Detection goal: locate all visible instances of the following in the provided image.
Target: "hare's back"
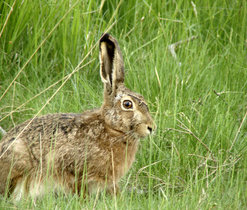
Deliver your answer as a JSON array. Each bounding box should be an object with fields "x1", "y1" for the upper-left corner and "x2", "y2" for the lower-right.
[
  {"x1": 4, "y1": 113, "x2": 79, "y2": 141},
  {"x1": 1, "y1": 110, "x2": 101, "y2": 152}
]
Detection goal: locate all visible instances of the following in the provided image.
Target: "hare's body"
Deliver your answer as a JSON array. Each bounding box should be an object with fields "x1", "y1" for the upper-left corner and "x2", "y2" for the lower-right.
[
  {"x1": 0, "y1": 34, "x2": 155, "y2": 201},
  {"x1": 0, "y1": 110, "x2": 138, "y2": 199}
]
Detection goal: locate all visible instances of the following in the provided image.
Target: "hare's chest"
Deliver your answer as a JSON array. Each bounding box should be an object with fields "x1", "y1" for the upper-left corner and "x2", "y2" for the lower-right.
[{"x1": 113, "y1": 141, "x2": 139, "y2": 180}]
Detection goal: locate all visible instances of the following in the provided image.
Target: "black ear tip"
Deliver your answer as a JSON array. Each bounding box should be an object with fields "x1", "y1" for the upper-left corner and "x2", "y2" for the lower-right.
[{"x1": 100, "y1": 33, "x2": 111, "y2": 43}]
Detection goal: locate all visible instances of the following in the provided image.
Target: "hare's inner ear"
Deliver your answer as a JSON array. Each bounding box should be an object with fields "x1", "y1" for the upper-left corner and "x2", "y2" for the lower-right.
[{"x1": 99, "y1": 33, "x2": 125, "y2": 95}]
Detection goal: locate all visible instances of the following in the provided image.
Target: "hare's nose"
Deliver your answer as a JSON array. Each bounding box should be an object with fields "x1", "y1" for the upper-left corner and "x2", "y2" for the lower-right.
[
  {"x1": 147, "y1": 126, "x2": 153, "y2": 133},
  {"x1": 147, "y1": 122, "x2": 156, "y2": 134}
]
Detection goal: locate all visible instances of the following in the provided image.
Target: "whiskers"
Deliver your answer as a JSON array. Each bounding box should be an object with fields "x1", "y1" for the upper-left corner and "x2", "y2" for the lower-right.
[{"x1": 112, "y1": 129, "x2": 138, "y2": 145}]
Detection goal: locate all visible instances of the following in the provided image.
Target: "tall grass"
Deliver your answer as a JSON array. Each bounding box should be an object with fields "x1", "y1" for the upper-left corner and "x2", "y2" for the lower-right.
[{"x1": 1, "y1": 0, "x2": 247, "y2": 209}]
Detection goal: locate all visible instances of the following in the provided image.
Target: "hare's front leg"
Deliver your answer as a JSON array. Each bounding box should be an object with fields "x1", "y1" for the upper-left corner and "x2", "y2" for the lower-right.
[{"x1": 106, "y1": 183, "x2": 120, "y2": 196}]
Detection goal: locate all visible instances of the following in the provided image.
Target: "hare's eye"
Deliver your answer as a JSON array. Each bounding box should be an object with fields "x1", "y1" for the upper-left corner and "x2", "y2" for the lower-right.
[{"x1": 123, "y1": 100, "x2": 133, "y2": 109}]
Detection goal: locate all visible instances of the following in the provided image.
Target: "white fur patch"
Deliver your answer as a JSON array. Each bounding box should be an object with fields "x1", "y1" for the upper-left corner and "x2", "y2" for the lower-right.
[
  {"x1": 115, "y1": 94, "x2": 123, "y2": 101},
  {"x1": 12, "y1": 178, "x2": 26, "y2": 202},
  {"x1": 12, "y1": 176, "x2": 69, "y2": 202}
]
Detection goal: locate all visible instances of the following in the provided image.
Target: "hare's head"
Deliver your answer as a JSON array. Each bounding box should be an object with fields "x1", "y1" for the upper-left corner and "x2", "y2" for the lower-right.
[{"x1": 99, "y1": 34, "x2": 155, "y2": 138}]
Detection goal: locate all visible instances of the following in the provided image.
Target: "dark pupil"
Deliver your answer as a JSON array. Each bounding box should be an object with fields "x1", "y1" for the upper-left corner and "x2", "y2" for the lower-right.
[{"x1": 123, "y1": 100, "x2": 132, "y2": 109}]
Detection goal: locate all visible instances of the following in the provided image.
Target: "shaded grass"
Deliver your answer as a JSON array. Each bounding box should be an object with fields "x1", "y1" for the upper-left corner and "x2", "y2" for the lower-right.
[{"x1": 1, "y1": 0, "x2": 247, "y2": 209}]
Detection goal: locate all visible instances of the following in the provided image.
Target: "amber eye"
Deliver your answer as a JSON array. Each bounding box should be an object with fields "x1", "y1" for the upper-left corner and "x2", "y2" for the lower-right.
[{"x1": 123, "y1": 100, "x2": 133, "y2": 109}]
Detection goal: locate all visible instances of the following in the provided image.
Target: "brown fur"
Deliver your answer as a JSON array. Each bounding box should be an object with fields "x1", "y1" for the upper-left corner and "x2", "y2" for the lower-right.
[{"x1": 0, "y1": 34, "x2": 155, "y2": 201}]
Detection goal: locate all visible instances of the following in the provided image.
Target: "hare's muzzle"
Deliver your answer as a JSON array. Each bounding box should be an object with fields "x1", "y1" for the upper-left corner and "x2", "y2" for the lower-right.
[{"x1": 147, "y1": 122, "x2": 156, "y2": 135}]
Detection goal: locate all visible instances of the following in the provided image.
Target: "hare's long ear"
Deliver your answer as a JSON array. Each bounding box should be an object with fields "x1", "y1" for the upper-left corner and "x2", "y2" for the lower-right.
[{"x1": 99, "y1": 33, "x2": 124, "y2": 98}]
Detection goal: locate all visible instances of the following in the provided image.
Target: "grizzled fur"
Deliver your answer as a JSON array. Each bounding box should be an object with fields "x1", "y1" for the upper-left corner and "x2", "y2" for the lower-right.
[{"x1": 0, "y1": 34, "x2": 155, "y2": 201}]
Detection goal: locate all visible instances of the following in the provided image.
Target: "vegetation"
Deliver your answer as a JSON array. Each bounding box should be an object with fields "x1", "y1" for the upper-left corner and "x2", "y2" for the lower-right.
[{"x1": 0, "y1": 0, "x2": 247, "y2": 209}]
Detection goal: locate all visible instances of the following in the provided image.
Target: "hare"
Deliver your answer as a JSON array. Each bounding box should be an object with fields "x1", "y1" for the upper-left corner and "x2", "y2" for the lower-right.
[{"x1": 0, "y1": 33, "x2": 155, "y2": 201}]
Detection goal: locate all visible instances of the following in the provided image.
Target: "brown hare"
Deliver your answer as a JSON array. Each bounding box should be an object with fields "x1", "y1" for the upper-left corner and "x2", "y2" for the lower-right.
[{"x1": 0, "y1": 33, "x2": 155, "y2": 201}]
